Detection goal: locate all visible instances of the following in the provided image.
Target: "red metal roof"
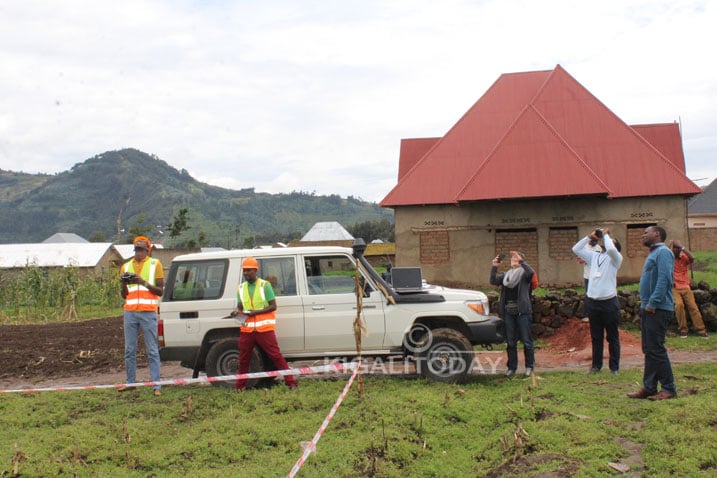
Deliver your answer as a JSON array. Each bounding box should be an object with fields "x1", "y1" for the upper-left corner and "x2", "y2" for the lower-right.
[
  {"x1": 630, "y1": 123, "x2": 686, "y2": 172},
  {"x1": 398, "y1": 137, "x2": 440, "y2": 180},
  {"x1": 381, "y1": 65, "x2": 702, "y2": 207}
]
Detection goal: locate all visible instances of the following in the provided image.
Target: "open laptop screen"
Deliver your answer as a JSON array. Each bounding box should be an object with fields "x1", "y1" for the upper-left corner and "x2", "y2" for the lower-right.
[{"x1": 391, "y1": 267, "x2": 423, "y2": 292}]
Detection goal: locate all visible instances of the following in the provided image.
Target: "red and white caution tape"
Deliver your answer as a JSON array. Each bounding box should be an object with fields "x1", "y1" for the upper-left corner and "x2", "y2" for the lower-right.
[
  {"x1": 286, "y1": 360, "x2": 361, "y2": 478},
  {"x1": 0, "y1": 362, "x2": 359, "y2": 394}
]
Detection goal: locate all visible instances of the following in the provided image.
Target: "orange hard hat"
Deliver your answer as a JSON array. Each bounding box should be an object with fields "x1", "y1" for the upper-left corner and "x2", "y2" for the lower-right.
[{"x1": 242, "y1": 257, "x2": 259, "y2": 270}]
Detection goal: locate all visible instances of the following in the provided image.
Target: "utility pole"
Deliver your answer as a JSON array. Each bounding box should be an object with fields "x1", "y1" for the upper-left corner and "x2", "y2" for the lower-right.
[{"x1": 116, "y1": 196, "x2": 130, "y2": 243}]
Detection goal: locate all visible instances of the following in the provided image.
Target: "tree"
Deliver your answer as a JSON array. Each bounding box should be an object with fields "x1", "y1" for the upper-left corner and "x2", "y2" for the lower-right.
[
  {"x1": 348, "y1": 218, "x2": 395, "y2": 242},
  {"x1": 127, "y1": 213, "x2": 153, "y2": 241},
  {"x1": 88, "y1": 231, "x2": 106, "y2": 242},
  {"x1": 168, "y1": 208, "x2": 191, "y2": 238}
]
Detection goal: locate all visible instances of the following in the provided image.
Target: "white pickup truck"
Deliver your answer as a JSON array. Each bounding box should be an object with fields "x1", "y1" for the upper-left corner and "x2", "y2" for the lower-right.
[{"x1": 158, "y1": 239, "x2": 504, "y2": 385}]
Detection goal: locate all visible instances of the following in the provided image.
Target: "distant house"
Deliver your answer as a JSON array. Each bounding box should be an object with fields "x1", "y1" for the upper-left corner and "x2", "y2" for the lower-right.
[
  {"x1": 381, "y1": 65, "x2": 702, "y2": 287},
  {"x1": 0, "y1": 234, "x2": 192, "y2": 277},
  {"x1": 0, "y1": 242, "x2": 122, "y2": 276},
  {"x1": 114, "y1": 243, "x2": 197, "y2": 269},
  {"x1": 300, "y1": 221, "x2": 354, "y2": 242},
  {"x1": 688, "y1": 179, "x2": 717, "y2": 251},
  {"x1": 289, "y1": 221, "x2": 395, "y2": 267}
]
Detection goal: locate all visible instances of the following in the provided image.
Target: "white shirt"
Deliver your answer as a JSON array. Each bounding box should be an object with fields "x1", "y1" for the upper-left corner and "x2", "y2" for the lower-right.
[
  {"x1": 582, "y1": 241, "x2": 602, "y2": 279},
  {"x1": 572, "y1": 233, "x2": 623, "y2": 300}
]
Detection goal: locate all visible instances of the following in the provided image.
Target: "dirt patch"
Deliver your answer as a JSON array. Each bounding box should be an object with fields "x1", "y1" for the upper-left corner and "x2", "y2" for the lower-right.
[
  {"x1": 0, "y1": 317, "x2": 129, "y2": 382},
  {"x1": 0, "y1": 316, "x2": 714, "y2": 390}
]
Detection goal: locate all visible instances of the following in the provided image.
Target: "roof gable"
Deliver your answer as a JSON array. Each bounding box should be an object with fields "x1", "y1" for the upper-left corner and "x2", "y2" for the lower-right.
[
  {"x1": 381, "y1": 65, "x2": 701, "y2": 207},
  {"x1": 43, "y1": 232, "x2": 89, "y2": 243},
  {"x1": 631, "y1": 123, "x2": 685, "y2": 171},
  {"x1": 300, "y1": 221, "x2": 354, "y2": 241}
]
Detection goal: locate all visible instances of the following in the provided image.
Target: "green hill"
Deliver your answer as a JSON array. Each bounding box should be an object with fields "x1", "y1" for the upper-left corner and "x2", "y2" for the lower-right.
[{"x1": 0, "y1": 149, "x2": 393, "y2": 246}]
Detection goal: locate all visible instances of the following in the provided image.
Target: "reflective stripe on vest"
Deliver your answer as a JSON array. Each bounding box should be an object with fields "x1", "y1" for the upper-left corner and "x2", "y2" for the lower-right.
[
  {"x1": 239, "y1": 278, "x2": 276, "y2": 333},
  {"x1": 123, "y1": 258, "x2": 160, "y2": 311}
]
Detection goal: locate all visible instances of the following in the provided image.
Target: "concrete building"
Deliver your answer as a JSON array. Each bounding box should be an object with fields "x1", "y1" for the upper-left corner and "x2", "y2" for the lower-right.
[
  {"x1": 688, "y1": 179, "x2": 717, "y2": 251},
  {"x1": 381, "y1": 65, "x2": 702, "y2": 288}
]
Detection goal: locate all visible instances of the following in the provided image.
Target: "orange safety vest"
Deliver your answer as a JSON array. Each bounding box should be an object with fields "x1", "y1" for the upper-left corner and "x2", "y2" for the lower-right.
[
  {"x1": 122, "y1": 258, "x2": 160, "y2": 312},
  {"x1": 239, "y1": 278, "x2": 276, "y2": 333}
]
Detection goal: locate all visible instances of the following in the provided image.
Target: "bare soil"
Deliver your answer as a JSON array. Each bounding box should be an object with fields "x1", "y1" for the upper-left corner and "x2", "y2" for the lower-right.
[{"x1": 1, "y1": 316, "x2": 714, "y2": 391}]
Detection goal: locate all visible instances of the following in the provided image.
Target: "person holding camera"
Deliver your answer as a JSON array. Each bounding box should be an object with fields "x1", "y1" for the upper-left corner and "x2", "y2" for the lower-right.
[
  {"x1": 572, "y1": 228, "x2": 623, "y2": 375},
  {"x1": 668, "y1": 240, "x2": 707, "y2": 338},
  {"x1": 490, "y1": 251, "x2": 536, "y2": 378},
  {"x1": 118, "y1": 236, "x2": 165, "y2": 396},
  {"x1": 577, "y1": 235, "x2": 602, "y2": 322}
]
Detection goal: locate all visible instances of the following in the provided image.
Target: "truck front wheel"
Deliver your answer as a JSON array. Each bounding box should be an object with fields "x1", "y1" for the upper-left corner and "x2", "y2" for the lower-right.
[
  {"x1": 205, "y1": 338, "x2": 274, "y2": 388},
  {"x1": 415, "y1": 328, "x2": 473, "y2": 383}
]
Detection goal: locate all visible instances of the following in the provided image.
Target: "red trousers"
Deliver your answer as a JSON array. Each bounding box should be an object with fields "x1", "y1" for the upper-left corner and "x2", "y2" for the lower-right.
[{"x1": 236, "y1": 331, "x2": 297, "y2": 390}]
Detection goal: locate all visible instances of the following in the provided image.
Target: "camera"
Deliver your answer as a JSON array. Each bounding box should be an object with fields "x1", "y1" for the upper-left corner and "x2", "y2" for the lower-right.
[
  {"x1": 594, "y1": 229, "x2": 603, "y2": 238},
  {"x1": 121, "y1": 272, "x2": 138, "y2": 283},
  {"x1": 497, "y1": 253, "x2": 506, "y2": 262}
]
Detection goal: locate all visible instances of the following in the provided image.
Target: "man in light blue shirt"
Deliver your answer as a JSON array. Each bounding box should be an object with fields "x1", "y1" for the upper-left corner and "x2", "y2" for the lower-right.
[
  {"x1": 628, "y1": 225, "x2": 676, "y2": 400},
  {"x1": 573, "y1": 228, "x2": 623, "y2": 375}
]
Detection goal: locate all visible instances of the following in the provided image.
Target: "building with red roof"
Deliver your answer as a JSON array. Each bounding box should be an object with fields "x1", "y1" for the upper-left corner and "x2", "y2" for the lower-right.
[{"x1": 381, "y1": 65, "x2": 701, "y2": 287}]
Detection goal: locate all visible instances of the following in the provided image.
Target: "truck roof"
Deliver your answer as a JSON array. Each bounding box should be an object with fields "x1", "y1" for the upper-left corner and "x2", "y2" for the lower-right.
[{"x1": 169, "y1": 245, "x2": 355, "y2": 263}]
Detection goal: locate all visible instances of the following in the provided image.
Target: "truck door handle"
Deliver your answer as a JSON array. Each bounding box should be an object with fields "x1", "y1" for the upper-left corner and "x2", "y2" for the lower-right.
[{"x1": 312, "y1": 305, "x2": 325, "y2": 310}]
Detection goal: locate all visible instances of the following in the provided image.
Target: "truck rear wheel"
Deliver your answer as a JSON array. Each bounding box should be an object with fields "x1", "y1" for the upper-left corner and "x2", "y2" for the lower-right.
[
  {"x1": 205, "y1": 338, "x2": 274, "y2": 388},
  {"x1": 415, "y1": 328, "x2": 473, "y2": 383}
]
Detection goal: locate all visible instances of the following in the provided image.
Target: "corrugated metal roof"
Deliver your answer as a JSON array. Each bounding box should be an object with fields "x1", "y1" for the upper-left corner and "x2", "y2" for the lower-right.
[
  {"x1": 300, "y1": 222, "x2": 354, "y2": 241},
  {"x1": 42, "y1": 233, "x2": 89, "y2": 243},
  {"x1": 381, "y1": 65, "x2": 702, "y2": 206},
  {"x1": 631, "y1": 123, "x2": 685, "y2": 171},
  {"x1": 0, "y1": 243, "x2": 114, "y2": 268},
  {"x1": 398, "y1": 138, "x2": 440, "y2": 180},
  {"x1": 114, "y1": 244, "x2": 135, "y2": 260},
  {"x1": 688, "y1": 178, "x2": 717, "y2": 214}
]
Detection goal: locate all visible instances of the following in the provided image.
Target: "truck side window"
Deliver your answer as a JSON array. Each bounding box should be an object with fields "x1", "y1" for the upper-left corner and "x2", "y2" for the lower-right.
[
  {"x1": 167, "y1": 260, "x2": 227, "y2": 301},
  {"x1": 256, "y1": 257, "x2": 297, "y2": 297},
  {"x1": 305, "y1": 255, "x2": 367, "y2": 295}
]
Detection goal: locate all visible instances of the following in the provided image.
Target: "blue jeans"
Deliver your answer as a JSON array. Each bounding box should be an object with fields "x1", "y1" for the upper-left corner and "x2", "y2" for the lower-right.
[
  {"x1": 586, "y1": 296, "x2": 621, "y2": 372},
  {"x1": 504, "y1": 312, "x2": 535, "y2": 371},
  {"x1": 123, "y1": 310, "x2": 161, "y2": 390},
  {"x1": 640, "y1": 308, "x2": 676, "y2": 395}
]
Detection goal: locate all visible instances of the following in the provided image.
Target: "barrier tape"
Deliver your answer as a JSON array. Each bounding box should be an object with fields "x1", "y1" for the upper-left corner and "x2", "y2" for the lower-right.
[
  {"x1": 0, "y1": 362, "x2": 359, "y2": 394},
  {"x1": 287, "y1": 360, "x2": 360, "y2": 478}
]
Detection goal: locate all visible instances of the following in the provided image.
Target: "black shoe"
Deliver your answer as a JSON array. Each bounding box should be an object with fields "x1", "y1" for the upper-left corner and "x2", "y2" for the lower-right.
[
  {"x1": 505, "y1": 369, "x2": 516, "y2": 378},
  {"x1": 586, "y1": 368, "x2": 601, "y2": 375}
]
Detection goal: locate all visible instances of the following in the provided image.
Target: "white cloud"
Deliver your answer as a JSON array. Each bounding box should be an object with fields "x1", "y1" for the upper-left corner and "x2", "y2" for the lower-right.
[{"x1": 0, "y1": 0, "x2": 715, "y2": 201}]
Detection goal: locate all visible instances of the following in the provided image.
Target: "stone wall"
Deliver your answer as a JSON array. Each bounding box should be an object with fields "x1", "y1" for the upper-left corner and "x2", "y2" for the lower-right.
[{"x1": 487, "y1": 281, "x2": 717, "y2": 337}]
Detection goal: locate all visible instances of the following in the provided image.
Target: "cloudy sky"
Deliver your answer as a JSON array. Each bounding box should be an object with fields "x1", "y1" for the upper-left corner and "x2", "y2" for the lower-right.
[{"x1": 1, "y1": 1, "x2": 715, "y2": 202}]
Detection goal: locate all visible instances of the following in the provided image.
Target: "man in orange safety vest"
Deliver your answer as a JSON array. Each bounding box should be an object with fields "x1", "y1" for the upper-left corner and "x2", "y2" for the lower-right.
[
  {"x1": 118, "y1": 236, "x2": 164, "y2": 396},
  {"x1": 230, "y1": 257, "x2": 297, "y2": 391}
]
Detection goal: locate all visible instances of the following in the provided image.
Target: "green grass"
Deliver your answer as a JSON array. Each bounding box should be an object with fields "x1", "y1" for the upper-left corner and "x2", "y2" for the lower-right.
[
  {"x1": 692, "y1": 250, "x2": 717, "y2": 286},
  {"x1": 0, "y1": 305, "x2": 124, "y2": 325},
  {"x1": 2, "y1": 364, "x2": 717, "y2": 476}
]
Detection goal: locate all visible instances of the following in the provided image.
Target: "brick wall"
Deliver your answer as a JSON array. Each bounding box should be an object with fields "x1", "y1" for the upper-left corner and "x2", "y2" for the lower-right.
[
  {"x1": 548, "y1": 227, "x2": 578, "y2": 260},
  {"x1": 419, "y1": 231, "x2": 450, "y2": 264},
  {"x1": 689, "y1": 228, "x2": 717, "y2": 251},
  {"x1": 495, "y1": 229, "x2": 538, "y2": 267},
  {"x1": 626, "y1": 224, "x2": 651, "y2": 258}
]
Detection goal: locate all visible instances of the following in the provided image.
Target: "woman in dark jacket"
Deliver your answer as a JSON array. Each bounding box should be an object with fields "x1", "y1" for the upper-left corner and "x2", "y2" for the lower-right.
[{"x1": 490, "y1": 251, "x2": 535, "y2": 378}]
